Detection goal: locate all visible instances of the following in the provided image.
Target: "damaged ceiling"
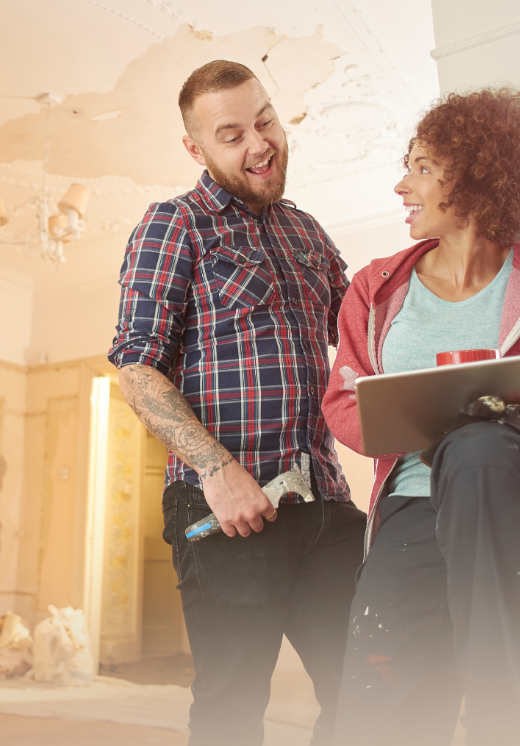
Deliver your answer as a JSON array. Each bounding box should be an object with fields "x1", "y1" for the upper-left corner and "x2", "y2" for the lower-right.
[{"x1": 0, "y1": 0, "x2": 438, "y2": 287}]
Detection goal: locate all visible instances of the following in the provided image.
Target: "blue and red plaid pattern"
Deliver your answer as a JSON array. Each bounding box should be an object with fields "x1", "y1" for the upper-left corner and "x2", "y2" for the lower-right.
[{"x1": 108, "y1": 171, "x2": 350, "y2": 501}]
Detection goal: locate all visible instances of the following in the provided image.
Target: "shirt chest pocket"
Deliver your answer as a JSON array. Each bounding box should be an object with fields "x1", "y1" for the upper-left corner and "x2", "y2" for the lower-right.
[
  {"x1": 210, "y1": 246, "x2": 276, "y2": 309},
  {"x1": 293, "y1": 249, "x2": 331, "y2": 308}
]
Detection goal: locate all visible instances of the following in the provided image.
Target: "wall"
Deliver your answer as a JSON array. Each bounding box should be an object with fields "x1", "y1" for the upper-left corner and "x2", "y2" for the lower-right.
[
  {"x1": 0, "y1": 360, "x2": 27, "y2": 615},
  {"x1": 332, "y1": 218, "x2": 412, "y2": 279},
  {"x1": 0, "y1": 355, "x2": 111, "y2": 629},
  {"x1": 0, "y1": 270, "x2": 32, "y2": 366},
  {"x1": 30, "y1": 276, "x2": 121, "y2": 366},
  {"x1": 431, "y1": 0, "x2": 520, "y2": 92}
]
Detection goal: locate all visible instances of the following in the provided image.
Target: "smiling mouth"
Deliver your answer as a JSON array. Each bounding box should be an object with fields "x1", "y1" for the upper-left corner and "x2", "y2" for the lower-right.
[
  {"x1": 405, "y1": 204, "x2": 424, "y2": 215},
  {"x1": 246, "y1": 155, "x2": 273, "y2": 175}
]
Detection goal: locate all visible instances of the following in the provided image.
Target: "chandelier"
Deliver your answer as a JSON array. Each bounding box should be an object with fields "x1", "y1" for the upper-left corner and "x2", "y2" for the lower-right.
[{"x1": 0, "y1": 93, "x2": 90, "y2": 264}]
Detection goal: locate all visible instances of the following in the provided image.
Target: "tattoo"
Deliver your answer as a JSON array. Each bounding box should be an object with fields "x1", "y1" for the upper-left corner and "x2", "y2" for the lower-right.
[
  {"x1": 200, "y1": 456, "x2": 234, "y2": 481},
  {"x1": 119, "y1": 364, "x2": 233, "y2": 477}
]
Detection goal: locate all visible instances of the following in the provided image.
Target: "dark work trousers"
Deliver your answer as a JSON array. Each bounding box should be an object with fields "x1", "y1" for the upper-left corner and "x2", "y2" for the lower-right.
[
  {"x1": 333, "y1": 422, "x2": 520, "y2": 746},
  {"x1": 162, "y1": 471, "x2": 366, "y2": 746}
]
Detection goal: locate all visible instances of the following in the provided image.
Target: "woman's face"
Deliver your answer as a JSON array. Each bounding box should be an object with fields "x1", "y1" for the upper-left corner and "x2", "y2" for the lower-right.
[{"x1": 394, "y1": 142, "x2": 459, "y2": 240}]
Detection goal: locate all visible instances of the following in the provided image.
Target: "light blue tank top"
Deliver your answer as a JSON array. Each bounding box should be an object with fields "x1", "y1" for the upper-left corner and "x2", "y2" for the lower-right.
[{"x1": 382, "y1": 250, "x2": 513, "y2": 498}]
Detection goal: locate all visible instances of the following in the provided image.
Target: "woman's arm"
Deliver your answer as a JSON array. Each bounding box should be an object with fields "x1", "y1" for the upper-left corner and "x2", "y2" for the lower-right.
[{"x1": 322, "y1": 270, "x2": 374, "y2": 454}]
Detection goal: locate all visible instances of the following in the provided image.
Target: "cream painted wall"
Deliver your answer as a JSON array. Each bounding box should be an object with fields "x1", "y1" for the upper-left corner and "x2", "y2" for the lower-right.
[
  {"x1": 431, "y1": 0, "x2": 520, "y2": 92},
  {"x1": 0, "y1": 356, "x2": 110, "y2": 629},
  {"x1": 0, "y1": 361, "x2": 27, "y2": 616},
  {"x1": 30, "y1": 276, "x2": 121, "y2": 365},
  {"x1": 332, "y1": 218, "x2": 412, "y2": 279},
  {"x1": 0, "y1": 271, "x2": 33, "y2": 366},
  {"x1": 431, "y1": 0, "x2": 520, "y2": 47}
]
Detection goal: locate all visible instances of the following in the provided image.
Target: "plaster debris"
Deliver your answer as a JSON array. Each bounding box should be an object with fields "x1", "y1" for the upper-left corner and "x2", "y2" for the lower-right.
[
  {"x1": 0, "y1": 613, "x2": 33, "y2": 679},
  {"x1": 339, "y1": 365, "x2": 358, "y2": 391},
  {"x1": 31, "y1": 606, "x2": 94, "y2": 687}
]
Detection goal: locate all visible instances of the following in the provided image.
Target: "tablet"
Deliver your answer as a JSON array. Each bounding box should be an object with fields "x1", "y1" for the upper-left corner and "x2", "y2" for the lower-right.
[{"x1": 355, "y1": 355, "x2": 520, "y2": 457}]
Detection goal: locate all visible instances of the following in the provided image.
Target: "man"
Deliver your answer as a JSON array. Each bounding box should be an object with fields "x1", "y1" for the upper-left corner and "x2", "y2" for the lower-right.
[{"x1": 108, "y1": 60, "x2": 366, "y2": 746}]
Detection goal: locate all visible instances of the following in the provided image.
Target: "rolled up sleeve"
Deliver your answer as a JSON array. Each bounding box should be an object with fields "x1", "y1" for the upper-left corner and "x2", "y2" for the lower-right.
[{"x1": 108, "y1": 200, "x2": 194, "y2": 375}]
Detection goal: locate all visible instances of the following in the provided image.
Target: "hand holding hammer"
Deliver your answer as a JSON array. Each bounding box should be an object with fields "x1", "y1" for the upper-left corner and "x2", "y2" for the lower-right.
[{"x1": 186, "y1": 464, "x2": 314, "y2": 541}]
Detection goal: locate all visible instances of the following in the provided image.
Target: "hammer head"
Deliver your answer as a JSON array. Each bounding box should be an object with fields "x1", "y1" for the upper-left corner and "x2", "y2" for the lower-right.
[{"x1": 262, "y1": 464, "x2": 315, "y2": 508}]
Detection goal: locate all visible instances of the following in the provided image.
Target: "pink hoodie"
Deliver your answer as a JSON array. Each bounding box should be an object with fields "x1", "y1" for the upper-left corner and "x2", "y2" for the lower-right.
[{"x1": 322, "y1": 240, "x2": 520, "y2": 554}]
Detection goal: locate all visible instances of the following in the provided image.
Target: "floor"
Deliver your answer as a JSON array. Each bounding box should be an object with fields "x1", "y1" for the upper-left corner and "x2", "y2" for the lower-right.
[
  {"x1": 0, "y1": 654, "x2": 467, "y2": 745},
  {"x1": 99, "y1": 653, "x2": 194, "y2": 688},
  {"x1": 0, "y1": 712, "x2": 188, "y2": 746},
  {"x1": 0, "y1": 709, "x2": 467, "y2": 746}
]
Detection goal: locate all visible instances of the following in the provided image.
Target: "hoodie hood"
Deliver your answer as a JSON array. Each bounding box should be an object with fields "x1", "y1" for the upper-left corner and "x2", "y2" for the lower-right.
[{"x1": 365, "y1": 239, "x2": 439, "y2": 306}]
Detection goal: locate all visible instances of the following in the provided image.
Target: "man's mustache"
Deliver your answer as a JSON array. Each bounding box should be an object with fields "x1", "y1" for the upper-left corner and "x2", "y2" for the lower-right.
[{"x1": 244, "y1": 149, "x2": 277, "y2": 171}]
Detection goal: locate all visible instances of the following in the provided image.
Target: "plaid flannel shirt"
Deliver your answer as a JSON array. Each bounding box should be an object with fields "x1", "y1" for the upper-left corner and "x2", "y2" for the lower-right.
[{"x1": 108, "y1": 171, "x2": 350, "y2": 501}]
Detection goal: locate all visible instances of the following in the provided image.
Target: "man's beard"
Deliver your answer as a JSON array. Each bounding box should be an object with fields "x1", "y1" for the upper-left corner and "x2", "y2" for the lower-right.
[{"x1": 202, "y1": 139, "x2": 289, "y2": 207}]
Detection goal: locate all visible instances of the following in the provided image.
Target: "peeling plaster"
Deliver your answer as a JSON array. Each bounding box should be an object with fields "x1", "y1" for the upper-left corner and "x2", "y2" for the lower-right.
[{"x1": 0, "y1": 24, "x2": 343, "y2": 188}]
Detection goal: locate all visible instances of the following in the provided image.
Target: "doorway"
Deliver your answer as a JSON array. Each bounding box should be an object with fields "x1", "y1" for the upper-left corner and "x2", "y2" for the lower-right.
[
  {"x1": 93, "y1": 381, "x2": 191, "y2": 683},
  {"x1": 141, "y1": 431, "x2": 188, "y2": 656}
]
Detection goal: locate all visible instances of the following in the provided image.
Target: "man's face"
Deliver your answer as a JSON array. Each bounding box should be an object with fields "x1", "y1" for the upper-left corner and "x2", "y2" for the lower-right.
[{"x1": 183, "y1": 78, "x2": 288, "y2": 212}]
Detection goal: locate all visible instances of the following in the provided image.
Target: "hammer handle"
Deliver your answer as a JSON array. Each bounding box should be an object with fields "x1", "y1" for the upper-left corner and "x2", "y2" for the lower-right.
[{"x1": 185, "y1": 512, "x2": 222, "y2": 542}]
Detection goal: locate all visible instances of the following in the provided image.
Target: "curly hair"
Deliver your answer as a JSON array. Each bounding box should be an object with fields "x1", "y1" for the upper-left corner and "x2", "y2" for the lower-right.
[{"x1": 404, "y1": 88, "x2": 520, "y2": 248}]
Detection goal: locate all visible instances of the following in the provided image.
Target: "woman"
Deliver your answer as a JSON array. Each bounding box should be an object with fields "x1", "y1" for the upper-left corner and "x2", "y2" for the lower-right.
[{"x1": 322, "y1": 88, "x2": 520, "y2": 746}]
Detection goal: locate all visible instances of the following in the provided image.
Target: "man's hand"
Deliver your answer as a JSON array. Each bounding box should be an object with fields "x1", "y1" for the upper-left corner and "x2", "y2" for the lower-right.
[
  {"x1": 202, "y1": 458, "x2": 277, "y2": 538},
  {"x1": 118, "y1": 364, "x2": 277, "y2": 537}
]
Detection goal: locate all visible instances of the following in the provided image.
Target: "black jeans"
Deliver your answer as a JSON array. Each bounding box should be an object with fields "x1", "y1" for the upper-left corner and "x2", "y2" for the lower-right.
[
  {"x1": 333, "y1": 422, "x2": 520, "y2": 746},
  {"x1": 162, "y1": 473, "x2": 366, "y2": 746}
]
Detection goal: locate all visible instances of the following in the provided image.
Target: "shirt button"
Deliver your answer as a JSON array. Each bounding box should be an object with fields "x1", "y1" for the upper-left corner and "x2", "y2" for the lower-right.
[{"x1": 310, "y1": 386, "x2": 315, "y2": 395}]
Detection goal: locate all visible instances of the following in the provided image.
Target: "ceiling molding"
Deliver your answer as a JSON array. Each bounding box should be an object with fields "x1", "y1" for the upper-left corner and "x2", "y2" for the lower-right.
[
  {"x1": 330, "y1": 0, "x2": 419, "y2": 112},
  {"x1": 431, "y1": 21, "x2": 520, "y2": 61},
  {"x1": 84, "y1": 0, "x2": 165, "y2": 40},
  {"x1": 144, "y1": 0, "x2": 196, "y2": 28}
]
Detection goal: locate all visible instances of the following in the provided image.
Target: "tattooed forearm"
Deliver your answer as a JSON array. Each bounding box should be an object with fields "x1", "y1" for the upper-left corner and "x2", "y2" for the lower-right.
[{"x1": 118, "y1": 364, "x2": 233, "y2": 479}]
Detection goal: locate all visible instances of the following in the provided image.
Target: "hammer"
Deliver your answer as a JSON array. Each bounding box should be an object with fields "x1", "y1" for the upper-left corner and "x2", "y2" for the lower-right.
[{"x1": 185, "y1": 464, "x2": 315, "y2": 542}]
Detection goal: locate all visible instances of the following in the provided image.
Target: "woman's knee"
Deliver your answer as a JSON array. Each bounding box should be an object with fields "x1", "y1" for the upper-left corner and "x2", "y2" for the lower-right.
[{"x1": 433, "y1": 422, "x2": 520, "y2": 473}]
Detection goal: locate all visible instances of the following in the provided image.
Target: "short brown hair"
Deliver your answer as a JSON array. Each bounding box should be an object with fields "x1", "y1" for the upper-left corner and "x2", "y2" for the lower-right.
[
  {"x1": 179, "y1": 60, "x2": 258, "y2": 136},
  {"x1": 404, "y1": 87, "x2": 520, "y2": 248}
]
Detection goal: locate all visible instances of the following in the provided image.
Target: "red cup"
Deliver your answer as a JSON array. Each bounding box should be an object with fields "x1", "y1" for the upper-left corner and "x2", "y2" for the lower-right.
[{"x1": 436, "y1": 349, "x2": 500, "y2": 366}]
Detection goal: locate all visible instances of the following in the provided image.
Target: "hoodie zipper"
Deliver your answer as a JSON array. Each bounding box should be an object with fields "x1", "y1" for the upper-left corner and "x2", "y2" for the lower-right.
[
  {"x1": 367, "y1": 305, "x2": 378, "y2": 374},
  {"x1": 364, "y1": 303, "x2": 384, "y2": 557},
  {"x1": 364, "y1": 458, "x2": 398, "y2": 558}
]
